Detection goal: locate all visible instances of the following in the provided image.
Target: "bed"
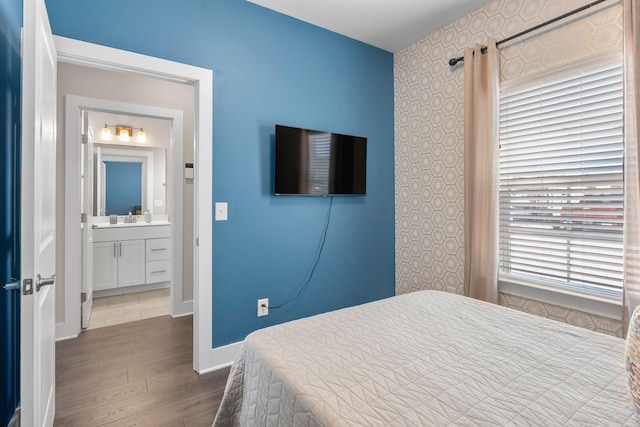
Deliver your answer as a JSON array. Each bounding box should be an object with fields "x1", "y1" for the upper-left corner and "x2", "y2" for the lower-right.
[{"x1": 213, "y1": 291, "x2": 639, "y2": 426}]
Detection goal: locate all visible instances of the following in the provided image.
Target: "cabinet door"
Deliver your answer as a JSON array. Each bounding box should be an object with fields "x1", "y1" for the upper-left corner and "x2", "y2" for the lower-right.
[
  {"x1": 93, "y1": 241, "x2": 118, "y2": 291},
  {"x1": 117, "y1": 239, "x2": 146, "y2": 288}
]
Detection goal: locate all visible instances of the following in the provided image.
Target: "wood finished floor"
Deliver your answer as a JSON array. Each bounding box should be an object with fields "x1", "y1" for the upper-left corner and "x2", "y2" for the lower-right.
[{"x1": 54, "y1": 315, "x2": 230, "y2": 427}]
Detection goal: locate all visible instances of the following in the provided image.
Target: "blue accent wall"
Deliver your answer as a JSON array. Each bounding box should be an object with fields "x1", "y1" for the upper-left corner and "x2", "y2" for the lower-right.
[
  {"x1": 104, "y1": 161, "x2": 142, "y2": 215},
  {"x1": 0, "y1": 0, "x2": 21, "y2": 423},
  {"x1": 46, "y1": 0, "x2": 395, "y2": 347}
]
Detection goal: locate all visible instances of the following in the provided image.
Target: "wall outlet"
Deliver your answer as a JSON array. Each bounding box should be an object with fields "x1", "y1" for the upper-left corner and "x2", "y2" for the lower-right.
[{"x1": 257, "y1": 298, "x2": 269, "y2": 317}]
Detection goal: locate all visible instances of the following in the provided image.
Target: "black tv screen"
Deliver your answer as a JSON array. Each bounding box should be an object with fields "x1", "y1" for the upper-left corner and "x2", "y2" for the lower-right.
[{"x1": 274, "y1": 125, "x2": 367, "y2": 196}]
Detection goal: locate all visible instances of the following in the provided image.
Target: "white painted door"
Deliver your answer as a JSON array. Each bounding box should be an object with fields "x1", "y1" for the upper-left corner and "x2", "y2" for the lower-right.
[
  {"x1": 20, "y1": 0, "x2": 57, "y2": 425},
  {"x1": 81, "y1": 110, "x2": 94, "y2": 328}
]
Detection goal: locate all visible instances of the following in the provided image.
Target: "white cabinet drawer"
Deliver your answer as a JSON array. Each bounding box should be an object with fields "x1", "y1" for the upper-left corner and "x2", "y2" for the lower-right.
[
  {"x1": 146, "y1": 259, "x2": 171, "y2": 283},
  {"x1": 146, "y1": 238, "x2": 171, "y2": 261}
]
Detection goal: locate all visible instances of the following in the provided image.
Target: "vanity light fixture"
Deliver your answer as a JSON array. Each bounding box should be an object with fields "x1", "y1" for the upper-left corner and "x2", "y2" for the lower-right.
[{"x1": 101, "y1": 124, "x2": 147, "y2": 143}]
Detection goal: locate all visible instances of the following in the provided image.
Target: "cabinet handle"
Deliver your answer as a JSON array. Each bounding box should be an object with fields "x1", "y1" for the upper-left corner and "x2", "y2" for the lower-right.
[
  {"x1": 113, "y1": 242, "x2": 116, "y2": 257},
  {"x1": 151, "y1": 248, "x2": 167, "y2": 251},
  {"x1": 119, "y1": 242, "x2": 122, "y2": 257},
  {"x1": 151, "y1": 270, "x2": 167, "y2": 274}
]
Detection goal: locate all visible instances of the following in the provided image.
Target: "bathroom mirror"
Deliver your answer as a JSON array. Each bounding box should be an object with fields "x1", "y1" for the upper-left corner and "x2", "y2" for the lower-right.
[
  {"x1": 94, "y1": 146, "x2": 166, "y2": 216},
  {"x1": 104, "y1": 160, "x2": 143, "y2": 215}
]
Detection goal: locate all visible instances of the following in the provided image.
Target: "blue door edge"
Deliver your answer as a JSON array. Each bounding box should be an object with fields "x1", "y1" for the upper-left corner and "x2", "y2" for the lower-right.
[{"x1": 1, "y1": 0, "x2": 23, "y2": 424}]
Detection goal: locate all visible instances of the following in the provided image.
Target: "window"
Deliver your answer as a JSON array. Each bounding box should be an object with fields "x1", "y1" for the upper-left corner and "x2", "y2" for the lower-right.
[{"x1": 499, "y1": 54, "x2": 624, "y2": 298}]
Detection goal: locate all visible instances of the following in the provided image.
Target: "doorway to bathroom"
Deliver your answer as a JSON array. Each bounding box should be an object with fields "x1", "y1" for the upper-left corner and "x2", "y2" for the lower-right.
[
  {"x1": 62, "y1": 89, "x2": 189, "y2": 334},
  {"x1": 54, "y1": 35, "x2": 214, "y2": 373},
  {"x1": 57, "y1": 64, "x2": 195, "y2": 328},
  {"x1": 78, "y1": 105, "x2": 180, "y2": 330}
]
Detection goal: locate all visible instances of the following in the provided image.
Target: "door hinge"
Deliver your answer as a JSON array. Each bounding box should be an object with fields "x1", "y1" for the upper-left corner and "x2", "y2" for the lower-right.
[
  {"x1": 81, "y1": 292, "x2": 87, "y2": 303},
  {"x1": 23, "y1": 278, "x2": 33, "y2": 295},
  {"x1": 81, "y1": 212, "x2": 87, "y2": 223},
  {"x1": 196, "y1": 237, "x2": 199, "y2": 247},
  {"x1": 81, "y1": 134, "x2": 88, "y2": 144}
]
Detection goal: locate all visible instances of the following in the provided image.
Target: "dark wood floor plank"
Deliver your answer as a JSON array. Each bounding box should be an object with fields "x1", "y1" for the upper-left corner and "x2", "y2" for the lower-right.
[
  {"x1": 56, "y1": 368, "x2": 130, "y2": 399},
  {"x1": 184, "y1": 407, "x2": 222, "y2": 427},
  {"x1": 98, "y1": 384, "x2": 225, "y2": 427},
  {"x1": 56, "y1": 378, "x2": 148, "y2": 414},
  {"x1": 56, "y1": 376, "x2": 221, "y2": 426},
  {"x1": 146, "y1": 363, "x2": 229, "y2": 393},
  {"x1": 54, "y1": 315, "x2": 230, "y2": 427}
]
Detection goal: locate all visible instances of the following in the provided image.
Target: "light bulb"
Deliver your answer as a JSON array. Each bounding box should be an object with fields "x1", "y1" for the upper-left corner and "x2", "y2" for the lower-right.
[
  {"x1": 136, "y1": 128, "x2": 146, "y2": 143},
  {"x1": 101, "y1": 124, "x2": 112, "y2": 141},
  {"x1": 119, "y1": 128, "x2": 130, "y2": 142}
]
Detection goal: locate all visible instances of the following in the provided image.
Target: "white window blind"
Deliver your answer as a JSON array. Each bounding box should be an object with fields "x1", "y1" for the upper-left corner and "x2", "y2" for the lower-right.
[{"x1": 499, "y1": 56, "x2": 624, "y2": 297}]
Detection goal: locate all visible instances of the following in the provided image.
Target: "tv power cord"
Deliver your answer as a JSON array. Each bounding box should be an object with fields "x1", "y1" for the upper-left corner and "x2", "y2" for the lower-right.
[{"x1": 268, "y1": 196, "x2": 334, "y2": 311}]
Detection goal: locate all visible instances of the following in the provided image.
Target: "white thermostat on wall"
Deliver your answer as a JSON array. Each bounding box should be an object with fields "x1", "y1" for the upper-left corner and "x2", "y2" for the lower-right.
[{"x1": 185, "y1": 162, "x2": 194, "y2": 179}]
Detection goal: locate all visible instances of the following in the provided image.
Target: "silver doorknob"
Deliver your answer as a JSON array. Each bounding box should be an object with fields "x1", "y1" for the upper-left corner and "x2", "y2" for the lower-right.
[{"x1": 36, "y1": 274, "x2": 55, "y2": 292}]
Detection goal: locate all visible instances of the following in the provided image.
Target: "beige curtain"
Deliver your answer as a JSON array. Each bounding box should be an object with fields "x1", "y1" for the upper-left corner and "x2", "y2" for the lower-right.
[
  {"x1": 623, "y1": 0, "x2": 640, "y2": 334},
  {"x1": 463, "y1": 39, "x2": 499, "y2": 304}
]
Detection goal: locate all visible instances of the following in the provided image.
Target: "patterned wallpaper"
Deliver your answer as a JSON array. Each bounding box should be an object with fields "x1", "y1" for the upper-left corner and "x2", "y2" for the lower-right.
[{"x1": 395, "y1": 0, "x2": 623, "y2": 336}]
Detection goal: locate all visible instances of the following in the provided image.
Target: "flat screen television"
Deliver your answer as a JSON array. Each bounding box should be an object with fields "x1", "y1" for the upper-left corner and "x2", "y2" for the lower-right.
[{"x1": 274, "y1": 125, "x2": 367, "y2": 196}]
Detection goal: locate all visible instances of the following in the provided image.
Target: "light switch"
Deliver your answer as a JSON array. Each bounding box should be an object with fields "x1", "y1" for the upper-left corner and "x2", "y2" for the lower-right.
[{"x1": 215, "y1": 202, "x2": 228, "y2": 221}]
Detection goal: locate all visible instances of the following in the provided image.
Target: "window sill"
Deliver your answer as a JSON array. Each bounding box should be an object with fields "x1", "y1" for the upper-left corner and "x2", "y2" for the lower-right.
[{"x1": 498, "y1": 276, "x2": 622, "y2": 321}]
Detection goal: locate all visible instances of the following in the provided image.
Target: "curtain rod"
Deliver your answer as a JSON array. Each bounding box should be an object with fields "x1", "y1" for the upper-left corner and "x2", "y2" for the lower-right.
[{"x1": 448, "y1": 0, "x2": 611, "y2": 67}]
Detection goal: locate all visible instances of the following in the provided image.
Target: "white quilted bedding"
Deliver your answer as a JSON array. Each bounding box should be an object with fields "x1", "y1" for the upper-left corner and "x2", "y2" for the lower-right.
[{"x1": 213, "y1": 291, "x2": 639, "y2": 426}]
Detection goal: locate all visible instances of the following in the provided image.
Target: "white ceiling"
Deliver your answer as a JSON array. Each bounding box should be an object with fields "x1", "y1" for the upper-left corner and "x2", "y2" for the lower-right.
[{"x1": 247, "y1": 0, "x2": 493, "y2": 52}]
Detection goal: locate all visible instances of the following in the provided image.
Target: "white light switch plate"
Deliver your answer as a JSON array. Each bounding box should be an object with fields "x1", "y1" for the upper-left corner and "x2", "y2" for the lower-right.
[{"x1": 215, "y1": 202, "x2": 228, "y2": 221}]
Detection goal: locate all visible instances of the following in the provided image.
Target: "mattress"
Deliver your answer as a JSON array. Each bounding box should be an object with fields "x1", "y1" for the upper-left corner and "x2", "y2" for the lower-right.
[{"x1": 213, "y1": 291, "x2": 639, "y2": 426}]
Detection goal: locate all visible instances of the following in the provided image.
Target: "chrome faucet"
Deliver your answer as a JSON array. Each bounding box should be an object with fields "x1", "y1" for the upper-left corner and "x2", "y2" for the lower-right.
[{"x1": 124, "y1": 211, "x2": 137, "y2": 223}]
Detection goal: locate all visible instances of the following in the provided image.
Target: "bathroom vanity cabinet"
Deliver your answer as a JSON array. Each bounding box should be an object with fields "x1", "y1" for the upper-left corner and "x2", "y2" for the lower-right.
[{"x1": 92, "y1": 224, "x2": 171, "y2": 292}]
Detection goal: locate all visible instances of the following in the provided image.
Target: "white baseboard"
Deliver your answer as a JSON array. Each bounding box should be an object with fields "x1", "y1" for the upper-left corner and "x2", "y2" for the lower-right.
[
  {"x1": 172, "y1": 310, "x2": 194, "y2": 318},
  {"x1": 55, "y1": 330, "x2": 79, "y2": 342},
  {"x1": 171, "y1": 300, "x2": 193, "y2": 318},
  {"x1": 171, "y1": 295, "x2": 193, "y2": 317},
  {"x1": 198, "y1": 341, "x2": 243, "y2": 374}
]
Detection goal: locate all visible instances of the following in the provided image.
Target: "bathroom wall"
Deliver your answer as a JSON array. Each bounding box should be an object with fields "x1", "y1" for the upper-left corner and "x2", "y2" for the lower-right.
[{"x1": 395, "y1": 0, "x2": 623, "y2": 336}]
